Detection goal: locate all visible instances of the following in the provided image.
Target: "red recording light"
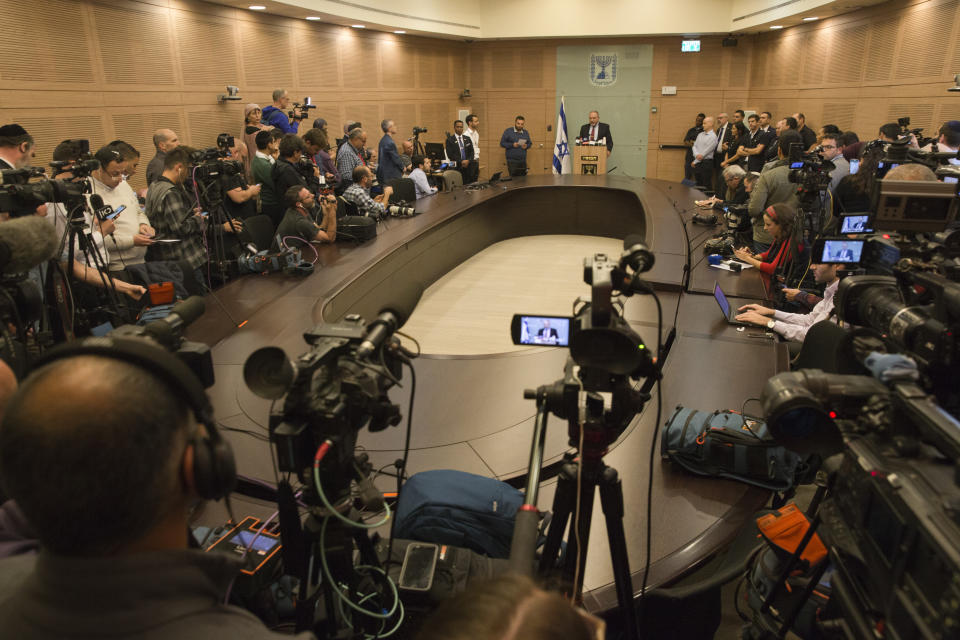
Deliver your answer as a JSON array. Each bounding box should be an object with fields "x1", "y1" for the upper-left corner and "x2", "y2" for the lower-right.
[{"x1": 828, "y1": 411, "x2": 838, "y2": 419}]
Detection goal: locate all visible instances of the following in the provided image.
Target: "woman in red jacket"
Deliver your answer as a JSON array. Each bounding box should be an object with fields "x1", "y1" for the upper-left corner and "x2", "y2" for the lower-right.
[{"x1": 733, "y1": 202, "x2": 804, "y2": 276}]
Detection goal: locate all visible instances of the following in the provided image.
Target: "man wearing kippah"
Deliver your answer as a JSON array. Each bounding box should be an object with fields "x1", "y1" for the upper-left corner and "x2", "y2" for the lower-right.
[{"x1": 0, "y1": 124, "x2": 35, "y2": 170}]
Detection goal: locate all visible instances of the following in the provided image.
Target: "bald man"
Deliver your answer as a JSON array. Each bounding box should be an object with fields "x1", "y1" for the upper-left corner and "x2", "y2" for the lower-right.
[{"x1": 146, "y1": 128, "x2": 180, "y2": 186}]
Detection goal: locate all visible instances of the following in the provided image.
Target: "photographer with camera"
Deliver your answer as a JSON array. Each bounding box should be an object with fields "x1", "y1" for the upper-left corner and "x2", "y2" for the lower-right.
[
  {"x1": 343, "y1": 166, "x2": 391, "y2": 218},
  {"x1": 260, "y1": 89, "x2": 303, "y2": 135},
  {"x1": 272, "y1": 134, "x2": 314, "y2": 204},
  {"x1": 302, "y1": 128, "x2": 337, "y2": 187},
  {"x1": 735, "y1": 261, "x2": 841, "y2": 341},
  {"x1": 0, "y1": 339, "x2": 314, "y2": 639},
  {"x1": 275, "y1": 186, "x2": 337, "y2": 248},
  {"x1": 745, "y1": 129, "x2": 802, "y2": 253},
  {"x1": 222, "y1": 141, "x2": 261, "y2": 221}
]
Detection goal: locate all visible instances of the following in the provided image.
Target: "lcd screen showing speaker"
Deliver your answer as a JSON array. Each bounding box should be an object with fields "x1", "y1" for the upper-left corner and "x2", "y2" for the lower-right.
[
  {"x1": 818, "y1": 239, "x2": 864, "y2": 264},
  {"x1": 840, "y1": 215, "x2": 872, "y2": 233},
  {"x1": 681, "y1": 40, "x2": 701, "y2": 52},
  {"x1": 512, "y1": 315, "x2": 572, "y2": 346}
]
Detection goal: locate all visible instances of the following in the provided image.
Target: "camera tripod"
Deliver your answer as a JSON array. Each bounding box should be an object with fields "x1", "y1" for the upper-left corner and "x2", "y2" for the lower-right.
[{"x1": 511, "y1": 360, "x2": 650, "y2": 640}]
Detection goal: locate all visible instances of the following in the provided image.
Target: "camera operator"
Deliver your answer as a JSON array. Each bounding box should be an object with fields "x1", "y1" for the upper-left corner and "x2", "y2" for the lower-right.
[
  {"x1": 817, "y1": 132, "x2": 849, "y2": 192},
  {"x1": 273, "y1": 134, "x2": 316, "y2": 201},
  {"x1": 375, "y1": 120, "x2": 405, "y2": 185},
  {"x1": 336, "y1": 128, "x2": 366, "y2": 192},
  {"x1": 274, "y1": 186, "x2": 337, "y2": 248},
  {"x1": 0, "y1": 347, "x2": 314, "y2": 639},
  {"x1": 108, "y1": 140, "x2": 143, "y2": 193},
  {"x1": 146, "y1": 129, "x2": 179, "y2": 187},
  {"x1": 89, "y1": 145, "x2": 156, "y2": 272},
  {"x1": 343, "y1": 166, "x2": 391, "y2": 218},
  {"x1": 0, "y1": 124, "x2": 35, "y2": 172},
  {"x1": 745, "y1": 129, "x2": 802, "y2": 253},
  {"x1": 302, "y1": 128, "x2": 337, "y2": 187},
  {"x1": 223, "y1": 141, "x2": 261, "y2": 221},
  {"x1": 145, "y1": 148, "x2": 243, "y2": 281},
  {"x1": 260, "y1": 89, "x2": 303, "y2": 135},
  {"x1": 919, "y1": 120, "x2": 960, "y2": 164},
  {"x1": 735, "y1": 261, "x2": 840, "y2": 342},
  {"x1": 409, "y1": 155, "x2": 437, "y2": 199}
]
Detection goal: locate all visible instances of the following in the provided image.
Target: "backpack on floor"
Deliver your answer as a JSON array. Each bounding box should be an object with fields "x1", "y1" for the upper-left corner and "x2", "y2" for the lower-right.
[
  {"x1": 661, "y1": 406, "x2": 818, "y2": 492},
  {"x1": 394, "y1": 470, "x2": 524, "y2": 559}
]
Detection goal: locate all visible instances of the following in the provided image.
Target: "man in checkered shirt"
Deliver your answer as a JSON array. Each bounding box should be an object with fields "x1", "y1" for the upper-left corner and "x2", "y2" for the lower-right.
[{"x1": 343, "y1": 166, "x2": 393, "y2": 219}]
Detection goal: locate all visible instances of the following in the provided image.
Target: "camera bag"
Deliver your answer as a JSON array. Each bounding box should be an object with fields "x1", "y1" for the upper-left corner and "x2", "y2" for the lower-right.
[
  {"x1": 336, "y1": 215, "x2": 376, "y2": 242},
  {"x1": 393, "y1": 470, "x2": 524, "y2": 559},
  {"x1": 661, "y1": 406, "x2": 818, "y2": 492}
]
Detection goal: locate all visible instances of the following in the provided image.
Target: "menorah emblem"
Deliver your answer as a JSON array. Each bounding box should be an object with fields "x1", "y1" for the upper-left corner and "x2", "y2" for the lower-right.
[{"x1": 589, "y1": 53, "x2": 618, "y2": 87}]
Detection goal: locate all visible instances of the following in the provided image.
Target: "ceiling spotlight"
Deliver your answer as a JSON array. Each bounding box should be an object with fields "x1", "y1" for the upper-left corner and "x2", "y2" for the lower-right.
[
  {"x1": 351, "y1": 24, "x2": 365, "y2": 28},
  {"x1": 770, "y1": 25, "x2": 784, "y2": 29},
  {"x1": 393, "y1": 30, "x2": 406, "y2": 34},
  {"x1": 802, "y1": 16, "x2": 819, "y2": 21},
  {"x1": 306, "y1": 16, "x2": 321, "y2": 21},
  {"x1": 249, "y1": 5, "x2": 266, "y2": 9}
]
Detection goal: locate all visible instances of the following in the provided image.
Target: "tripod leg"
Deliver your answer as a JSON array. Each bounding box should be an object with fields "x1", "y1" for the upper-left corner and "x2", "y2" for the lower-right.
[
  {"x1": 561, "y1": 464, "x2": 598, "y2": 596},
  {"x1": 598, "y1": 465, "x2": 640, "y2": 640},
  {"x1": 538, "y1": 460, "x2": 577, "y2": 576}
]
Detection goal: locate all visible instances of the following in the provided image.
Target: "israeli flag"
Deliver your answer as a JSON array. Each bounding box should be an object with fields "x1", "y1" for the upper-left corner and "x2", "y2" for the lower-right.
[{"x1": 552, "y1": 96, "x2": 571, "y2": 175}]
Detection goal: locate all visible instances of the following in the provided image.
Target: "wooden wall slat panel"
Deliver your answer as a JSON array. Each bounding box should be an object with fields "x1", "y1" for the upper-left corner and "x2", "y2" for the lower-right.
[
  {"x1": 380, "y1": 42, "x2": 414, "y2": 90},
  {"x1": 887, "y1": 103, "x2": 935, "y2": 135},
  {"x1": 490, "y1": 51, "x2": 516, "y2": 89},
  {"x1": 187, "y1": 108, "x2": 243, "y2": 152},
  {"x1": 383, "y1": 104, "x2": 418, "y2": 140},
  {"x1": 297, "y1": 34, "x2": 340, "y2": 89},
  {"x1": 863, "y1": 16, "x2": 900, "y2": 82},
  {"x1": 827, "y1": 24, "x2": 868, "y2": 84},
  {"x1": 175, "y1": 11, "x2": 239, "y2": 86},
  {"x1": 92, "y1": 3, "x2": 177, "y2": 86},
  {"x1": 894, "y1": 1, "x2": 955, "y2": 80},
  {"x1": 0, "y1": 0, "x2": 95, "y2": 84},
  {"x1": 240, "y1": 21, "x2": 293, "y2": 88},
  {"x1": 821, "y1": 103, "x2": 857, "y2": 131},
  {"x1": 12, "y1": 115, "x2": 107, "y2": 171},
  {"x1": 113, "y1": 112, "x2": 185, "y2": 191}
]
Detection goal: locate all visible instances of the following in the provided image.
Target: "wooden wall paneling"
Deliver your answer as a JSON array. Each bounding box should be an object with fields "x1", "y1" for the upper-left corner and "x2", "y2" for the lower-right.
[
  {"x1": 113, "y1": 111, "x2": 186, "y2": 191},
  {"x1": 296, "y1": 29, "x2": 341, "y2": 90},
  {"x1": 774, "y1": 34, "x2": 803, "y2": 87},
  {"x1": 953, "y1": 2, "x2": 960, "y2": 73},
  {"x1": 490, "y1": 50, "x2": 517, "y2": 88},
  {"x1": 91, "y1": 2, "x2": 178, "y2": 87},
  {"x1": 800, "y1": 30, "x2": 828, "y2": 86},
  {"x1": 451, "y1": 51, "x2": 468, "y2": 92},
  {"x1": 419, "y1": 102, "x2": 454, "y2": 142},
  {"x1": 827, "y1": 23, "x2": 868, "y2": 84},
  {"x1": 339, "y1": 34, "x2": 370, "y2": 89},
  {"x1": 379, "y1": 40, "x2": 413, "y2": 90},
  {"x1": 11, "y1": 114, "x2": 108, "y2": 172},
  {"x1": 862, "y1": 15, "x2": 901, "y2": 82},
  {"x1": 417, "y1": 48, "x2": 451, "y2": 89},
  {"x1": 893, "y1": 0, "x2": 956, "y2": 80},
  {"x1": 821, "y1": 103, "x2": 857, "y2": 130},
  {"x1": 520, "y1": 49, "x2": 545, "y2": 89},
  {"x1": 886, "y1": 102, "x2": 936, "y2": 134},
  {"x1": 724, "y1": 43, "x2": 751, "y2": 89},
  {"x1": 174, "y1": 9, "x2": 240, "y2": 87},
  {"x1": 344, "y1": 105, "x2": 383, "y2": 139},
  {"x1": 0, "y1": 0, "x2": 96, "y2": 85},
  {"x1": 240, "y1": 20, "x2": 293, "y2": 88},
  {"x1": 186, "y1": 107, "x2": 243, "y2": 150},
  {"x1": 665, "y1": 40, "x2": 696, "y2": 88},
  {"x1": 382, "y1": 104, "x2": 417, "y2": 140}
]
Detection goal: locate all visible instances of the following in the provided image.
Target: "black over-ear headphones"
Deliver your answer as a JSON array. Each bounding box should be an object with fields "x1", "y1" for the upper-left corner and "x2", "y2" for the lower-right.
[{"x1": 32, "y1": 335, "x2": 237, "y2": 500}]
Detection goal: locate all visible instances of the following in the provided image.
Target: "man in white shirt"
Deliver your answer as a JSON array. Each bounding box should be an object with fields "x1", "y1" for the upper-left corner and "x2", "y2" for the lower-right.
[
  {"x1": 691, "y1": 116, "x2": 717, "y2": 191},
  {"x1": 90, "y1": 145, "x2": 155, "y2": 272},
  {"x1": 735, "y1": 263, "x2": 841, "y2": 342},
  {"x1": 408, "y1": 155, "x2": 437, "y2": 199},
  {"x1": 465, "y1": 114, "x2": 480, "y2": 182}
]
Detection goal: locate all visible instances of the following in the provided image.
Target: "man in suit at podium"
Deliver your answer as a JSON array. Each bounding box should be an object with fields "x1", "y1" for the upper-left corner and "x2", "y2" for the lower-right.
[
  {"x1": 578, "y1": 111, "x2": 613, "y2": 157},
  {"x1": 445, "y1": 120, "x2": 476, "y2": 183}
]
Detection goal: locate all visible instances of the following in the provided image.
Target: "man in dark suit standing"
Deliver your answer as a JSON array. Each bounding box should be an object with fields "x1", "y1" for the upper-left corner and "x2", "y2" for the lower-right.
[
  {"x1": 376, "y1": 119, "x2": 405, "y2": 186},
  {"x1": 445, "y1": 120, "x2": 476, "y2": 183},
  {"x1": 713, "y1": 112, "x2": 732, "y2": 192},
  {"x1": 578, "y1": 111, "x2": 613, "y2": 157}
]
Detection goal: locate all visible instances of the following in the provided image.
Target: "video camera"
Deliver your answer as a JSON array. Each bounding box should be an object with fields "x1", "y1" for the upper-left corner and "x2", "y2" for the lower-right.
[
  {"x1": 897, "y1": 115, "x2": 933, "y2": 147},
  {"x1": 412, "y1": 126, "x2": 428, "y2": 136},
  {"x1": 288, "y1": 96, "x2": 316, "y2": 121},
  {"x1": 0, "y1": 167, "x2": 89, "y2": 218}
]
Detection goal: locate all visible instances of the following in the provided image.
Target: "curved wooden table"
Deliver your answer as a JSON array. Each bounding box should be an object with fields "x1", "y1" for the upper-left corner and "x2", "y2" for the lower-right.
[{"x1": 188, "y1": 175, "x2": 780, "y2": 611}]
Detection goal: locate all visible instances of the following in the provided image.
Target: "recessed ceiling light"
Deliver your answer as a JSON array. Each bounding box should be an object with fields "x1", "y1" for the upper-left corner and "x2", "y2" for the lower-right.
[
  {"x1": 306, "y1": 16, "x2": 321, "y2": 21},
  {"x1": 351, "y1": 24, "x2": 365, "y2": 28},
  {"x1": 393, "y1": 30, "x2": 406, "y2": 34},
  {"x1": 770, "y1": 25, "x2": 784, "y2": 29},
  {"x1": 249, "y1": 5, "x2": 266, "y2": 10},
  {"x1": 802, "y1": 16, "x2": 819, "y2": 21}
]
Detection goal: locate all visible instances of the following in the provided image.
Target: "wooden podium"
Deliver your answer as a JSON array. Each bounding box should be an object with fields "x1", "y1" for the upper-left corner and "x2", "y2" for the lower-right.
[{"x1": 573, "y1": 142, "x2": 607, "y2": 175}]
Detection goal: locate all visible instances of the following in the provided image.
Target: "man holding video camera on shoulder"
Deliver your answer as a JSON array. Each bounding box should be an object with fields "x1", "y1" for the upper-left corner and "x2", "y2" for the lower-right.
[{"x1": 260, "y1": 89, "x2": 304, "y2": 135}]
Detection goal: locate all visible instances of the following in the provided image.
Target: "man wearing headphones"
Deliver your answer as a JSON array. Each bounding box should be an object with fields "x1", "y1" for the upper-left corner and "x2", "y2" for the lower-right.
[{"x1": 0, "y1": 337, "x2": 313, "y2": 639}]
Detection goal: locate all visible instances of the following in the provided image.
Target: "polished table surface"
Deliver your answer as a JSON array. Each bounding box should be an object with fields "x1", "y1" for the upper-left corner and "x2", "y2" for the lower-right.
[{"x1": 188, "y1": 175, "x2": 782, "y2": 611}]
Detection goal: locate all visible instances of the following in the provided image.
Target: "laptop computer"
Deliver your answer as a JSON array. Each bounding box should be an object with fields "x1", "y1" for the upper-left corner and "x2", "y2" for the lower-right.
[{"x1": 713, "y1": 281, "x2": 750, "y2": 326}]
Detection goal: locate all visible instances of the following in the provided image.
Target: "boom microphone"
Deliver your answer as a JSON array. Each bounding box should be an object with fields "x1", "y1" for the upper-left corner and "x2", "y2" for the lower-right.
[
  {"x1": 142, "y1": 296, "x2": 206, "y2": 347},
  {"x1": 0, "y1": 216, "x2": 60, "y2": 274},
  {"x1": 356, "y1": 285, "x2": 423, "y2": 360}
]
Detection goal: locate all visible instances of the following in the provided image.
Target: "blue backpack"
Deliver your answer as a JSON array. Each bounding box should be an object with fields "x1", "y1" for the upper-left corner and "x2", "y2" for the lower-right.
[
  {"x1": 393, "y1": 470, "x2": 524, "y2": 559},
  {"x1": 661, "y1": 406, "x2": 818, "y2": 492}
]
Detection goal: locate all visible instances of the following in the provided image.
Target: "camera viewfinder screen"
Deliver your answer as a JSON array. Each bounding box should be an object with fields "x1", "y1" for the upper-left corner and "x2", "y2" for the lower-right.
[
  {"x1": 230, "y1": 530, "x2": 278, "y2": 553},
  {"x1": 821, "y1": 240, "x2": 864, "y2": 263},
  {"x1": 840, "y1": 215, "x2": 872, "y2": 233},
  {"x1": 518, "y1": 316, "x2": 571, "y2": 346}
]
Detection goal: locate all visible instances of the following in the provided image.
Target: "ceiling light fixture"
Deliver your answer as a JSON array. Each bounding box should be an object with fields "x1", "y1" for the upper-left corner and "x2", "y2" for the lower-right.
[
  {"x1": 393, "y1": 30, "x2": 406, "y2": 34},
  {"x1": 770, "y1": 25, "x2": 784, "y2": 29},
  {"x1": 249, "y1": 5, "x2": 266, "y2": 10},
  {"x1": 351, "y1": 24, "x2": 365, "y2": 28},
  {"x1": 802, "y1": 16, "x2": 819, "y2": 21},
  {"x1": 306, "y1": 16, "x2": 321, "y2": 21}
]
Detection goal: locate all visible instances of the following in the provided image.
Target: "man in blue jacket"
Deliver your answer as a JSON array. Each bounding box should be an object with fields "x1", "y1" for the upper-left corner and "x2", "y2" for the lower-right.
[
  {"x1": 261, "y1": 89, "x2": 304, "y2": 135},
  {"x1": 376, "y1": 119, "x2": 405, "y2": 185},
  {"x1": 500, "y1": 115, "x2": 532, "y2": 177}
]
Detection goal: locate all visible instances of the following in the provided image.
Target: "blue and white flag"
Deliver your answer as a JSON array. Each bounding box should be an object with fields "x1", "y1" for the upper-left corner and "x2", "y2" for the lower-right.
[{"x1": 552, "y1": 96, "x2": 571, "y2": 175}]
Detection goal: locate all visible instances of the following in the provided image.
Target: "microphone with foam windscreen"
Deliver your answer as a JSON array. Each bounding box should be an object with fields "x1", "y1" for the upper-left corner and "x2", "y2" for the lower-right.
[
  {"x1": 620, "y1": 234, "x2": 655, "y2": 274},
  {"x1": 356, "y1": 284, "x2": 423, "y2": 360},
  {"x1": 0, "y1": 216, "x2": 60, "y2": 274}
]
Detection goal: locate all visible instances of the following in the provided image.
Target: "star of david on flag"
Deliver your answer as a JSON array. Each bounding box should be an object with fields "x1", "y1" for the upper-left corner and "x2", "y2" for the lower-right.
[{"x1": 552, "y1": 96, "x2": 571, "y2": 175}]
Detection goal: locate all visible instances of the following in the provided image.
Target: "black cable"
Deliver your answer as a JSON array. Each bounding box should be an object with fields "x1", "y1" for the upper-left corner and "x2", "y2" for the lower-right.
[
  {"x1": 219, "y1": 424, "x2": 271, "y2": 442},
  {"x1": 739, "y1": 397, "x2": 764, "y2": 440},
  {"x1": 638, "y1": 288, "x2": 663, "y2": 633},
  {"x1": 384, "y1": 356, "x2": 416, "y2": 576}
]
